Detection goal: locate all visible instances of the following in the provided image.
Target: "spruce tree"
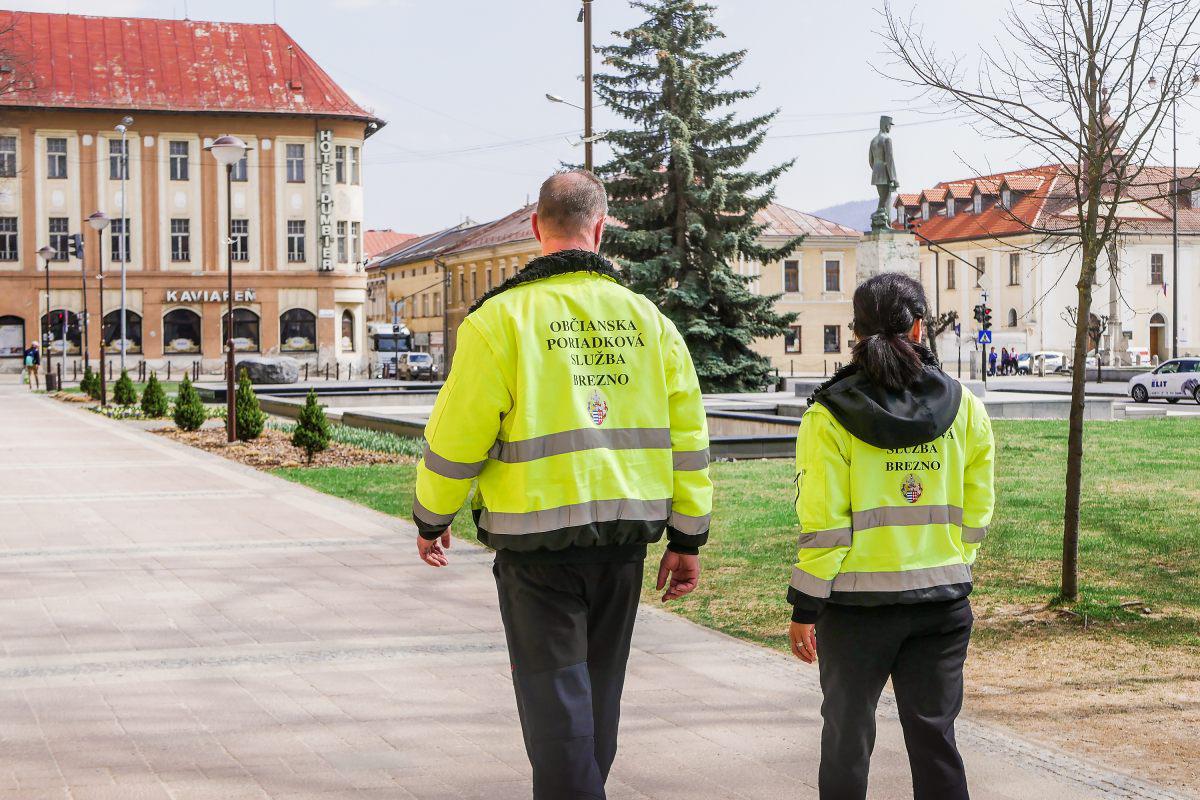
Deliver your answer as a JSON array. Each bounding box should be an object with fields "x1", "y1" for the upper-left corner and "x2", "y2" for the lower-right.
[
  {"x1": 291, "y1": 389, "x2": 330, "y2": 464},
  {"x1": 596, "y1": 0, "x2": 801, "y2": 392},
  {"x1": 141, "y1": 372, "x2": 169, "y2": 418},
  {"x1": 235, "y1": 368, "x2": 266, "y2": 441},
  {"x1": 81, "y1": 365, "x2": 100, "y2": 400},
  {"x1": 172, "y1": 373, "x2": 206, "y2": 432},
  {"x1": 112, "y1": 369, "x2": 138, "y2": 406}
]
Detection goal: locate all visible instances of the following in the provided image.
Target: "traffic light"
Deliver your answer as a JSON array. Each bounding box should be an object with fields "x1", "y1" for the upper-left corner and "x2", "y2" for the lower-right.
[
  {"x1": 67, "y1": 233, "x2": 83, "y2": 259},
  {"x1": 981, "y1": 305, "x2": 993, "y2": 331},
  {"x1": 972, "y1": 304, "x2": 984, "y2": 324}
]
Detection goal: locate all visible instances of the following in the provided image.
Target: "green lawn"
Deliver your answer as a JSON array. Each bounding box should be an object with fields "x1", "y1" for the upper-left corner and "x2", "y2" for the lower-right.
[{"x1": 274, "y1": 418, "x2": 1200, "y2": 652}]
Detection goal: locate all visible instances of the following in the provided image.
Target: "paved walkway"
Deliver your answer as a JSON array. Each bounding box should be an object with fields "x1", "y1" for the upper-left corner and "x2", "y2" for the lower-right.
[{"x1": 0, "y1": 384, "x2": 1188, "y2": 800}]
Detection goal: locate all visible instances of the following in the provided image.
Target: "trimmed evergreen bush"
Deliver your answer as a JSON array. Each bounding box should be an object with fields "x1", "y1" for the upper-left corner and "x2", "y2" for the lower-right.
[
  {"x1": 81, "y1": 365, "x2": 100, "y2": 400},
  {"x1": 172, "y1": 374, "x2": 207, "y2": 431},
  {"x1": 291, "y1": 389, "x2": 330, "y2": 464},
  {"x1": 112, "y1": 369, "x2": 138, "y2": 406},
  {"x1": 141, "y1": 372, "x2": 169, "y2": 418},
  {"x1": 234, "y1": 368, "x2": 266, "y2": 441}
]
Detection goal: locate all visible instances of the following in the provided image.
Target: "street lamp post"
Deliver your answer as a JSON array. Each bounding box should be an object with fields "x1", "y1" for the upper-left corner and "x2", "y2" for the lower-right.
[
  {"x1": 116, "y1": 116, "x2": 133, "y2": 373},
  {"x1": 582, "y1": 0, "x2": 593, "y2": 172},
  {"x1": 37, "y1": 245, "x2": 56, "y2": 389},
  {"x1": 206, "y1": 135, "x2": 251, "y2": 443},
  {"x1": 88, "y1": 211, "x2": 110, "y2": 403}
]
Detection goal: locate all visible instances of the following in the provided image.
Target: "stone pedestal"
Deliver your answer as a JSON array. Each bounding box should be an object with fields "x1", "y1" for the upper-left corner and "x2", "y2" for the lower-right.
[{"x1": 855, "y1": 230, "x2": 920, "y2": 283}]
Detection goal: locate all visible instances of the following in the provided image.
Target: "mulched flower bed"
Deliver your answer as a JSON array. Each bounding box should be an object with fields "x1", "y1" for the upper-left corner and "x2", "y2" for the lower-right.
[{"x1": 155, "y1": 427, "x2": 405, "y2": 470}]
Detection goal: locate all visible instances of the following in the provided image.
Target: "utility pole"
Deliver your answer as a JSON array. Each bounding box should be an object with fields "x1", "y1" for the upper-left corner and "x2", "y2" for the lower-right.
[
  {"x1": 117, "y1": 117, "x2": 133, "y2": 373},
  {"x1": 439, "y1": 258, "x2": 450, "y2": 377},
  {"x1": 582, "y1": 0, "x2": 594, "y2": 172},
  {"x1": 1171, "y1": 95, "x2": 1179, "y2": 360}
]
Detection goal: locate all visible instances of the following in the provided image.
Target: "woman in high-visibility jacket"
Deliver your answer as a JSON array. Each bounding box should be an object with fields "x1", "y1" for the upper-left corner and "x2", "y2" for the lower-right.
[{"x1": 787, "y1": 272, "x2": 994, "y2": 800}]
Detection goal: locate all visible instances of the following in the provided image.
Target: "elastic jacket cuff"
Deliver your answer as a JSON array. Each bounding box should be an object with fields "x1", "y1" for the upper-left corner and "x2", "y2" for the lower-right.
[
  {"x1": 666, "y1": 541, "x2": 699, "y2": 556},
  {"x1": 667, "y1": 526, "x2": 708, "y2": 553},
  {"x1": 787, "y1": 586, "x2": 825, "y2": 623}
]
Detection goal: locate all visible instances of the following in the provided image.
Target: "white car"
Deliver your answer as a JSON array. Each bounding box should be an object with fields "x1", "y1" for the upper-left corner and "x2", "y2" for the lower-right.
[
  {"x1": 1019, "y1": 351, "x2": 1066, "y2": 374},
  {"x1": 1128, "y1": 358, "x2": 1200, "y2": 404}
]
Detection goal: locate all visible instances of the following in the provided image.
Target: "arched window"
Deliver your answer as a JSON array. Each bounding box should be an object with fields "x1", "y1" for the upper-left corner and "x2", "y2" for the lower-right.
[
  {"x1": 1007, "y1": 308, "x2": 1018, "y2": 328},
  {"x1": 102, "y1": 310, "x2": 142, "y2": 353},
  {"x1": 341, "y1": 309, "x2": 355, "y2": 351},
  {"x1": 163, "y1": 309, "x2": 201, "y2": 354},
  {"x1": 280, "y1": 309, "x2": 316, "y2": 352},
  {"x1": 0, "y1": 314, "x2": 25, "y2": 357},
  {"x1": 222, "y1": 308, "x2": 260, "y2": 352},
  {"x1": 40, "y1": 310, "x2": 80, "y2": 354}
]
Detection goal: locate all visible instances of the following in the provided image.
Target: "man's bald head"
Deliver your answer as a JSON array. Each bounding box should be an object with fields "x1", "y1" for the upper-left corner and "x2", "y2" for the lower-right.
[{"x1": 535, "y1": 170, "x2": 608, "y2": 242}]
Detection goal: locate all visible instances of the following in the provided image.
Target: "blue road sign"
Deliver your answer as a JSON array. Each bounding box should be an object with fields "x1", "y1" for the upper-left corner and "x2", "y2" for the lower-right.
[
  {"x1": 977, "y1": 330, "x2": 993, "y2": 345},
  {"x1": 954, "y1": 323, "x2": 961, "y2": 337}
]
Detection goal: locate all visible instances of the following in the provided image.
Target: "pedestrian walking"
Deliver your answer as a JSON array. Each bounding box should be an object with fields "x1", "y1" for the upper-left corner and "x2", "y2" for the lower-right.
[
  {"x1": 1000, "y1": 346, "x2": 1010, "y2": 376},
  {"x1": 22, "y1": 341, "x2": 40, "y2": 390},
  {"x1": 786, "y1": 273, "x2": 995, "y2": 800},
  {"x1": 988, "y1": 345, "x2": 998, "y2": 376},
  {"x1": 412, "y1": 170, "x2": 712, "y2": 800}
]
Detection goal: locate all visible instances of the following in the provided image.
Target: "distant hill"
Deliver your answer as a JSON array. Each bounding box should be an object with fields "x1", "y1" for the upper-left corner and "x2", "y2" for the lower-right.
[{"x1": 809, "y1": 198, "x2": 876, "y2": 233}]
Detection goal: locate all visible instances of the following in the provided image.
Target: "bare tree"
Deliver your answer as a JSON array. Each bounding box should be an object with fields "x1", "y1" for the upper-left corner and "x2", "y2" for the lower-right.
[
  {"x1": 925, "y1": 310, "x2": 959, "y2": 365},
  {"x1": 881, "y1": 0, "x2": 1200, "y2": 601}
]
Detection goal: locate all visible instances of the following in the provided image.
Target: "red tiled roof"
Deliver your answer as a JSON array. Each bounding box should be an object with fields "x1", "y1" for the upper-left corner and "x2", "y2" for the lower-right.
[
  {"x1": 1002, "y1": 175, "x2": 1044, "y2": 192},
  {"x1": 753, "y1": 202, "x2": 862, "y2": 238},
  {"x1": 0, "y1": 11, "x2": 380, "y2": 124},
  {"x1": 451, "y1": 204, "x2": 538, "y2": 252},
  {"x1": 974, "y1": 178, "x2": 1003, "y2": 195},
  {"x1": 895, "y1": 193, "x2": 921, "y2": 207},
  {"x1": 946, "y1": 183, "x2": 975, "y2": 199},
  {"x1": 920, "y1": 187, "x2": 949, "y2": 203},
  {"x1": 364, "y1": 230, "x2": 417, "y2": 260},
  {"x1": 903, "y1": 166, "x2": 1060, "y2": 243}
]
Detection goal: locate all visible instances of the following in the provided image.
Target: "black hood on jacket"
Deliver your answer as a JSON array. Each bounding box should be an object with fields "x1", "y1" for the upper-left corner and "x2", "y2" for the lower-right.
[{"x1": 809, "y1": 347, "x2": 962, "y2": 450}]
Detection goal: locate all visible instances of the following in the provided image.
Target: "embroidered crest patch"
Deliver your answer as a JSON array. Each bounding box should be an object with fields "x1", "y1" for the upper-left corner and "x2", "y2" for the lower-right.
[
  {"x1": 587, "y1": 390, "x2": 608, "y2": 426},
  {"x1": 901, "y1": 473, "x2": 923, "y2": 504}
]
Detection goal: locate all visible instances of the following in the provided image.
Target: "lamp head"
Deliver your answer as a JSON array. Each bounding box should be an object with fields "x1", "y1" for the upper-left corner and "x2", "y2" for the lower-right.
[
  {"x1": 37, "y1": 244, "x2": 55, "y2": 260},
  {"x1": 206, "y1": 134, "x2": 250, "y2": 167},
  {"x1": 87, "y1": 211, "x2": 110, "y2": 231}
]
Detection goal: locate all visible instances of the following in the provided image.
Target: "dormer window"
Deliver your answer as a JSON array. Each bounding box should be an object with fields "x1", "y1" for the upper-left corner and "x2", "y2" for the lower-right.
[
  {"x1": 1001, "y1": 187, "x2": 1012, "y2": 208},
  {"x1": 1191, "y1": 188, "x2": 1200, "y2": 208},
  {"x1": 972, "y1": 193, "x2": 982, "y2": 214},
  {"x1": 922, "y1": 201, "x2": 930, "y2": 220},
  {"x1": 946, "y1": 199, "x2": 956, "y2": 218}
]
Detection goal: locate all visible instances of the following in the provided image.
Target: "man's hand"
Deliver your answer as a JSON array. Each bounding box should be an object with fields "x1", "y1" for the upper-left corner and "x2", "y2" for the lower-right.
[
  {"x1": 789, "y1": 621, "x2": 817, "y2": 664},
  {"x1": 657, "y1": 551, "x2": 700, "y2": 602},
  {"x1": 417, "y1": 531, "x2": 451, "y2": 567}
]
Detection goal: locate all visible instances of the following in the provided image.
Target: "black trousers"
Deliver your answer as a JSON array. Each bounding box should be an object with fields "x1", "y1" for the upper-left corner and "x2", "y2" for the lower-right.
[
  {"x1": 816, "y1": 598, "x2": 973, "y2": 800},
  {"x1": 493, "y1": 557, "x2": 643, "y2": 800}
]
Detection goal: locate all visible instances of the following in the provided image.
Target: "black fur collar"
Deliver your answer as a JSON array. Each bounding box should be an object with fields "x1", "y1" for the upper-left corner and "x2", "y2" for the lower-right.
[{"x1": 468, "y1": 249, "x2": 623, "y2": 314}]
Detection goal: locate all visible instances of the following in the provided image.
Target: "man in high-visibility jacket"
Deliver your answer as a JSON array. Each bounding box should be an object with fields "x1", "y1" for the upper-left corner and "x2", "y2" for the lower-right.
[{"x1": 413, "y1": 170, "x2": 712, "y2": 799}]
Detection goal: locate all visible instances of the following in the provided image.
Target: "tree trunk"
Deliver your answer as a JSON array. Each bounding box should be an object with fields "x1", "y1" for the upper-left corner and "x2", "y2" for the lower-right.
[{"x1": 1062, "y1": 249, "x2": 1098, "y2": 602}]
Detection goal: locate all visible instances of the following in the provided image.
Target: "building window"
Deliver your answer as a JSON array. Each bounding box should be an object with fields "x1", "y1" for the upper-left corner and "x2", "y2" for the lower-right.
[
  {"x1": 222, "y1": 308, "x2": 260, "y2": 352},
  {"x1": 785, "y1": 325, "x2": 802, "y2": 354},
  {"x1": 783, "y1": 259, "x2": 800, "y2": 293},
  {"x1": 351, "y1": 221, "x2": 361, "y2": 264},
  {"x1": 286, "y1": 143, "x2": 305, "y2": 182},
  {"x1": 433, "y1": 291, "x2": 441, "y2": 316},
  {"x1": 946, "y1": 260, "x2": 956, "y2": 290},
  {"x1": 1192, "y1": 188, "x2": 1200, "y2": 208},
  {"x1": 109, "y1": 138, "x2": 128, "y2": 180},
  {"x1": 350, "y1": 146, "x2": 361, "y2": 185},
  {"x1": 1001, "y1": 187, "x2": 1012, "y2": 208},
  {"x1": 972, "y1": 193, "x2": 982, "y2": 214},
  {"x1": 823, "y1": 324, "x2": 841, "y2": 353},
  {"x1": 335, "y1": 145, "x2": 346, "y2": 184},
  {"x1": 824, "y1": 259, "x2": 841, "y2": 292},
  {"x1": 230, "y1": 219, "x2": 249, "y2": 262},
  {"x1": 1150, "y1": 253, "x2": 1164, "y2": 285},
  {"x1": 169, "y1": 141, "x2": 189, "y2": 181},
  {"x1": 975, "y1": 256, "x2": 985, "y2": 288},
  {"x1": 110, "y1": 218, "x2": 130, "y2": 263},
  {"x1": 42, "y1": 309, "x2": 81, "y2": 354},
  {"x1": 470, "y1": 269, "x2": 478, "y2": 299},
  {"x1": 170, "y1": 218, "x2": 190, "y2": 261},
  {"x1": 102, "y1": 309, "x2": 142, "y2": 354},
  {"x1": 0, "y1": 136, "x2": 15, "y2": 177},
  {"x1": 336, "y1": 221, "x2": 347, "y2": 263},
  {"x1": 486, "y1": 267, "x2": 493, "y2": 291},
  {"x1": 287, "y1": 220, "x2": 306, "y2": 262},
  {"x1": 230, "y1": 153, "x2": 248, "y2": 182},
  {"x1": 457, "y1": 268, "x2": 465, "y2": 303},
  {"x1": 163, "y1": 308, "x2": 201, "y2": 353},
  {"x1": 0, "y1": 314, "x2": 25, "y2": 357},
  {"x1": 341, "y1": 309, "x2": 355, "y2": 351},
  {"x1": 0, "y1": 217, "x2": 16, "y2": 260},
  {"x1": 47, "y1": 138, "x2": 67, "y2": 179},
  {"x1": 48, "y1": 218, "x2": 69, "y2": 261},
  {"x1": 921, "y1": 200, "x2": 930, "y2": 220},
  {"x1": 1008, "y1": 308, "x2": 1018, "y2": 328},
  {"x1": 1009, "y1": 252, "x2": 1020, "y2": 285},
  {"x1": 280, "y1": 308, "x2": 316, "y2": 352},
  {"x1": 946, "y1": 199, "x2": 956, "y2": 218},
  {"x1": 422, "y1": 293, "x2": 430, "y2": 318}
]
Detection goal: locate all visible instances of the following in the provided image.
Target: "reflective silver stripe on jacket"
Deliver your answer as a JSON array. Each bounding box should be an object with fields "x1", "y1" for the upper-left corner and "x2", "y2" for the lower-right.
[
  {"x1": 669, "y1": 510, "x2": 711, "y2": 535},
  {"x1": 831, "y1": 563, "x2": 973, "y2": 593},
  {"x1": 790, "y1": 567, "x2": 834, "y2": 598},
  {"x1": 961, "y1": 526, "x2": 988, "y2": 543},
  {"x1": 852, "y1": 504, "x2": 965, "y2": 532},
  {"x1": 422, "y1": 446, "x2": 487, "y2": 481},
  {"x1": 413, "y1": 498, "x2": 457, "y2": 528},
  {"x1": 672, "y1": 448, "x2": 710, "y2": 471},
  {"x1": 797, "y1": 528, "x2": 853, "y2": 549},
  {"x1": 478, "y1": 497, "x2": 671, "y2": 535},
  {"x1": 488, "y1": 427, "x2": 672, "y2": 463}
]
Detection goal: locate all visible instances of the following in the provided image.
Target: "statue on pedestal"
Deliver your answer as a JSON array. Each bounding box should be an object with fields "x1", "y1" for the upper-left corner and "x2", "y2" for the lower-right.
[{"x1": 869, "y1": 115, "x2": 898, "y2": 232}]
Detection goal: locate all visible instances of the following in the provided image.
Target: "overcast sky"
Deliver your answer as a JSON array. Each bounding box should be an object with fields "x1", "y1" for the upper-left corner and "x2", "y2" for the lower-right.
[{"x1": 14, "y1": 0, "x2": 1200, "y2": 233}]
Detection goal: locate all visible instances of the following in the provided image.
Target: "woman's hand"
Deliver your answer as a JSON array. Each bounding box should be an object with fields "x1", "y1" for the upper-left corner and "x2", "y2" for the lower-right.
[{"x1": 789, "y1": 621, "x2": 817, "y2": 664}]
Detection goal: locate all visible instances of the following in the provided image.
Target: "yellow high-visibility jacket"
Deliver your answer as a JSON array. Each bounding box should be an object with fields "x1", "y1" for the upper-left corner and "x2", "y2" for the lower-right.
[
  {"x1": 788, "y1": 363, "x2": 995, "y2": 622},
  {"x1": 413, "y1": 250, "x2": 712, "y2": 557}
]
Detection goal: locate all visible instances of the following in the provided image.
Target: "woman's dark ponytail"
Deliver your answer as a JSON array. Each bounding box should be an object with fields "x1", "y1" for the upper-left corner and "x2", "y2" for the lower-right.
[{"x1": 851, "y1": 273, "x2": 929, "y2": 392}]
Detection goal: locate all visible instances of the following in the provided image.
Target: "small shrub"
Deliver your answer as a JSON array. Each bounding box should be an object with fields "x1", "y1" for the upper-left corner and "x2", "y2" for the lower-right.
[
  {"x1": 112, "y1": 369, "x2": 138, "y2": 406},
  {"x1": 235, "y1": 368, "x2": 266, "y2": 441},
  {"x1": 141, "y1": 372, "x2": 169, "y2": 418},
  {"x1": 81, "y1": 365, "x2": 100, "y2": 400},
  {"x1": 173, "y1": 374, "x2": 207, "y2": 432},
  {"x1": 291, "y1": 389, "x2": 330, "y2": 464}
]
